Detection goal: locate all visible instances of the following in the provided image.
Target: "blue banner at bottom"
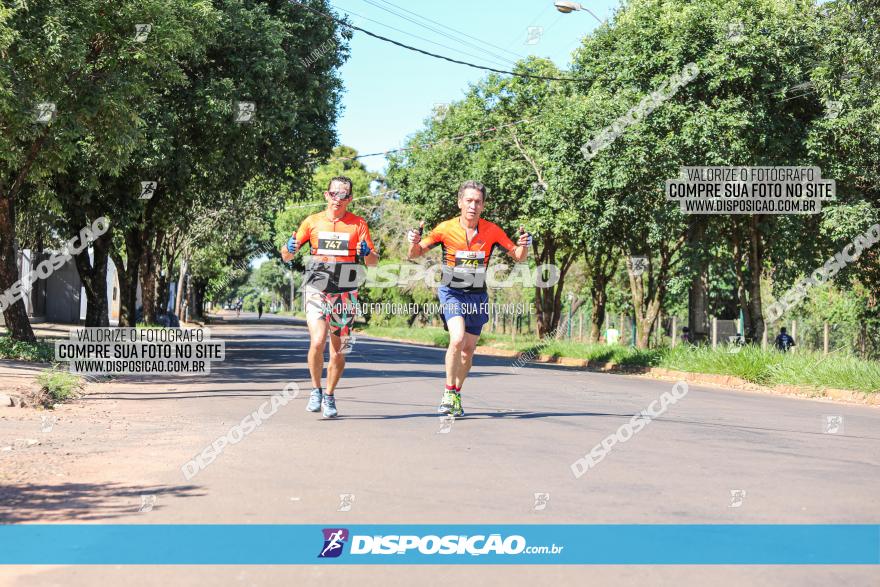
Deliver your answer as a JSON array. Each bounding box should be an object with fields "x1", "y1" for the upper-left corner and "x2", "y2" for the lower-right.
[{"x1": 0, "y1": 525, "x2": 878, "y2": 564}]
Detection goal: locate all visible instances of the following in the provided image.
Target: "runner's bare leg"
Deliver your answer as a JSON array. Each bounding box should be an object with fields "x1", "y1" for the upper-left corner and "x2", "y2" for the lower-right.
[
  {"x1": 326, "y1": 333, "x2": 346, "y2": 395},
  {"x1": 456, "y1": 332, "x2": 479, "y2": 388},
  {"x1": 445, "y1": 317, "x2": 467, "y2": 387},
  {"x1": 307, "y1": 318, "x2": 328, "y2": 389}
]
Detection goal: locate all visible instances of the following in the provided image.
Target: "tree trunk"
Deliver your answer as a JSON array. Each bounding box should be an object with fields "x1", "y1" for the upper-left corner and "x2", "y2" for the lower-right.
[
  {"x1": 589, "y1": 283, "x2": 607, "y2": 344},
  {"x1": 0, "y1": 193, "x2": 36, "y2": 342},
  {"x1": 175, "y1": 256, "x2": 189, "y2": 317},
  {"x1": 113, "y1": 230, "x2": 142, "y2": 327},
  {"x1": 628, "y1": 241, "x2": 681, "y2": 349},
  {"x1": 731, "y1": 222, "x2": 752, "y2": 337},
  {"x1": 193, "y1": 281, "x2": 206, "y2": 320},
  {"x1": 687, "y1": 218, "x2": 709, "y2": 343},
  {"x1": 587, "y1": 249, "x2": 614, "y2": 343},
  {"x1": 157, "y1": 236, "x2": 179, "y2": 316},
  {"x1": 139, "y1": 230, "x2": 164, "y2": 325},
  {"x1": 186, "y1": 275, "x2": 196, "y2": 322},
  {"x1": 532, "y1": 240, "x2": 574, "y2": 338},
  {"x1": 628, "y1": 258, "x2": 657, "y2": 349},
  {"x1": 73, "y1": 230, "x2": 112, "y2": 327},
  {"x1": 140, "y1": 264, "x2": 157, "y2": 324},
  {"x1": 156, "y1": 269, "x2": 168, "y2": 316},
  {"x1": 746, "y1": 215, "x2": 765, "y2": 342},
  {"x1": 161, "y1": 250, "x2": 180, "y2": 315}
]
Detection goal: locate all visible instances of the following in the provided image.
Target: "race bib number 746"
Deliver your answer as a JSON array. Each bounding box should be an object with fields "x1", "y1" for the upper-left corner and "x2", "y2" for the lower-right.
[{"x1": 454, "y1": 250, "x2": 485, "y2": 271}]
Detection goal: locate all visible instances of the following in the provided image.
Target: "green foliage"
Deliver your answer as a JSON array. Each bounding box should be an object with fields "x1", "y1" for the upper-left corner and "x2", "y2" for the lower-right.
[
  {"x1": 358, "y1": 260, "x2": 438, "y2": 327},
  {"x1": 661, "y1": 344, "x2": 880, "y2": 393},
  {"x1": 0, "y1": 0, "x2": 218, "y2": 186},
  {"x1": 359, "y1": 325, "x2": 880, "y2": 393},
  {"x1": 252, "y1": 258, "x2": 292, "y2": 308},
  {"x1": 358, "y1": 325, "x2": 450, "y2": 347},
  {"x1": 36, "y1": 368, "x2": 84, "y2": 404},
  {"x1": 0, "y1": 336, "x2": 54, "y2": 362}
]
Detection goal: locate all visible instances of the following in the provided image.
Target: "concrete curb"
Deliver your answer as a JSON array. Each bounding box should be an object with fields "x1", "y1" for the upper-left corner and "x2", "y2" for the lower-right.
[{"x1": 359, "y1": 332, "x2": 879, "y2": 407}]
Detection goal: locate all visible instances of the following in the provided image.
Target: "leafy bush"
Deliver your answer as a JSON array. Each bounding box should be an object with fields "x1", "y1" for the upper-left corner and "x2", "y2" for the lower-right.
[
  {"x1": 34, "y1": 368, "x2": 84, "y2": 406},
  {"x1": 0, "y1": 336, "x2": 55, "y2": 362}
]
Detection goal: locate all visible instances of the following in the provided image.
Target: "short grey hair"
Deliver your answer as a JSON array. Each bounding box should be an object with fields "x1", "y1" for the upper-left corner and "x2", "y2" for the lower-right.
[{"x1": 457, "y1": 180, "x2": 486, "y2": 200}]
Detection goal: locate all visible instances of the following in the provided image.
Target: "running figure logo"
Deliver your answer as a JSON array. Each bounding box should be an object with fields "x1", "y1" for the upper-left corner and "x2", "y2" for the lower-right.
[
  {"x1": 629, "y1": 256, "x2": 648, "y2": 277},
  {"x1": 40, "y1": 415, "x2": 56, "y2": 433},
  {"x1": 35, "y1": 102, "x2": 57, "y2": 124},
  {"x1": 318, "y1": 528, "x2": 349, "y2": 558},
  {"x1": 337, "y1": 493, "x2": 355, "y2": 511},
  {"x1": 235, "y1": 101, "x2": 256, "y2": 123},
  {"x1": 140, "y1": 181, "x2": 157, "y2": 200},
  {"x1": 533, "y1": 492, "x2": 550, "y2": 511},
  {"x1": 728, "y1": 489, "x2": 746, "y2": 508},
  {"x1": 823, "y1": 415, "x2": 843, "y2": 434}
]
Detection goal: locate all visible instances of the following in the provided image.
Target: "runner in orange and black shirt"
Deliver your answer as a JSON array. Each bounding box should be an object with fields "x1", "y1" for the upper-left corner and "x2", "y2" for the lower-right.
[
  {"x1": 280, "y1": 176, "x2": 378, "y2": 418},
  {"x1": 407, "y1": 180, "x2": 531, "y2": 417},
  {"x1": 421, "y1": 216, "x2": 516, "y2": 292}
]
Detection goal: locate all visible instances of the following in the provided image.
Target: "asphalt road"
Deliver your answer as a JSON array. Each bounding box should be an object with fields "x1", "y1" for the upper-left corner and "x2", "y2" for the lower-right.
[{"x1": 2, "y1": 313, "x2": 878, "y2": 586}]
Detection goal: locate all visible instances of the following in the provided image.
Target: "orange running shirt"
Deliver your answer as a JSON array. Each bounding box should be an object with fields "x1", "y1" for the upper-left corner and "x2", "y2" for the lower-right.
[
  {"x1": 295, "y1": 211, "x2": 375, "y2": 263},
  {"x1": 422, "y1": 218, "x2": 516, "y2": 291},
  {"x1": 294, "y1": 211, "x2": 375, "y2": 292}
]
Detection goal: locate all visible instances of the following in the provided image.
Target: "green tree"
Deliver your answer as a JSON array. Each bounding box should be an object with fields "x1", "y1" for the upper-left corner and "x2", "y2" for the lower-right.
[
  {"x1": 0, "y1": 0, "x2": 213, "y2": 339},
  {"x1": 253, "y1": 258, "x2": 291, "y2": 310},
  {"x1": 387, "y1": 58, "x2": 581, "y2": 336},
  {"x1": 568, "y1": 0, "x2": 824, "y2": 347},
  {"x1": 113, "y1": 0, "x2": 348, "y2": 326}
]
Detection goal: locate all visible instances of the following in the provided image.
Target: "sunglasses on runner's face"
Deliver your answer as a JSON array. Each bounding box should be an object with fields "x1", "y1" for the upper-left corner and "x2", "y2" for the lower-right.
[{"x1": 327, "y1": 191, "x2": 351, "y2": 200}]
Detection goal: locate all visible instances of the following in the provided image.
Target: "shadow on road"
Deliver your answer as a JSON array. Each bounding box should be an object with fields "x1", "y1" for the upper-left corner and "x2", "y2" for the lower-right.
[
  {"x1": 0, "y1": 482, "x2": 205, "y2": 523},
  {"x1": 336, "y1": 410, "x2": 625, "y2": 420}
]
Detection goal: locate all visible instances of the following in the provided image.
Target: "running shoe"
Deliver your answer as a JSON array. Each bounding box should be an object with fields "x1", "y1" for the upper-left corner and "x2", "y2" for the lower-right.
[
  {"x1": 307, "y1": 388, "x2": 322, "y2": 412},
  {"x1": 322, "y1": 395, "x2": 338, "y2": 418},
  {"x1": 438, "y1": 390, "x2": 456, "y2": 414},
  {"x1": 450, "y1": 392, "x2": 464, "y2": 417}
]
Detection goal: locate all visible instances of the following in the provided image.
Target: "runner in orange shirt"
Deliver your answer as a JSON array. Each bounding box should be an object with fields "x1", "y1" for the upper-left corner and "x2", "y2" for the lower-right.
[
  {"x1": 281, "y1": 176, "x2": 378, "y2": 418},
  {"x1": 407, "y1": 180, "x2": 531, "y2": 416}
]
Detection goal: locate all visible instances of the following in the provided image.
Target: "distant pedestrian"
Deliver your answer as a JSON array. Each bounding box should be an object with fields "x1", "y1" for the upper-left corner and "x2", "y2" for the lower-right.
[
  {"x1": 681, "y1": 326, "x2": 692, "y2": 344},
  {"x1": 775, "y1": 327, "x2": 795, "y2": 352},
  {"x1": 258, "y1": 299, "x2": 264, "y2": 319}
]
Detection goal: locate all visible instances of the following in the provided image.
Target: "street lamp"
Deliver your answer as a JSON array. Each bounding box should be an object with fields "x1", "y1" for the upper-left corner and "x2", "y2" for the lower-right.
[
  {"x1": 554, "y1": 1, "x2": 605, "y2": 25},
  {"x1": 554, "y1": 1, "x2": 581, "y2": 13}
]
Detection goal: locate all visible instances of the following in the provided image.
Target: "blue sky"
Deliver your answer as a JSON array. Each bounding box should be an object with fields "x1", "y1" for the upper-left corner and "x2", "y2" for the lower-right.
[{"x1": 330, "y1": 0, "x2": 619, "y2": 173}]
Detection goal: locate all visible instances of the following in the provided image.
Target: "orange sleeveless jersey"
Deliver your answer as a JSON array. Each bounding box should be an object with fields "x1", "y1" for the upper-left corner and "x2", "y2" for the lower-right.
[{"x1": 294, "y1": 211, "x2": 375, "y2": 263}]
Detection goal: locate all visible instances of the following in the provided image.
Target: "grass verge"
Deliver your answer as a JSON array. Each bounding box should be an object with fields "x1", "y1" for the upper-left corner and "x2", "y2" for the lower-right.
[
  {"x1": 358, "y1": 325, "x2": 880, "y2": 393},
  {"x1": 0, "y1": 336, "x2": 55, "y2": 362}
]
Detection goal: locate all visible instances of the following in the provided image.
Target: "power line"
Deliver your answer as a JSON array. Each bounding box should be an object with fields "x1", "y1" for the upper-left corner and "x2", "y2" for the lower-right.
[
  {"x1": 330, "y1": 3, "x2": 515, "y2": 70},
  {"x1": 360, "y1": 0, "x2": 526, "y2": 65},
  {"x1": 290, "y1": 1, "x2": 586, "y2": 82},
  {"x1": 369, "y1": 0, "x2": 527, "y2": 61},
  {"x1": 298, "y1": 134, "x2": 521, "y2": 204},
  {"x1": 313, "y1": 118, "x2": 534, "y2": 164},
  {"x1": 357, "y1": 0, "x2": 519, "y2": 67},
  {"x1": 284, "y1": 190, "x2": 394, "y2": 210}
]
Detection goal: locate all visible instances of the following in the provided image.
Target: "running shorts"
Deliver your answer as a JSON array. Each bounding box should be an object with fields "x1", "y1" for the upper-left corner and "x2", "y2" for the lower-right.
[
  {"x1": 304, "y1": 285, "x2": 360, "y2": 337},
  {"x1": 438, "y1": 285, "x2": 489, "y2": 336}
]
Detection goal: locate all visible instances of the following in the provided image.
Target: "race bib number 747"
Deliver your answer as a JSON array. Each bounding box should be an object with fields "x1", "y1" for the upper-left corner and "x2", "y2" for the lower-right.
[{"x1": 316, "y1": 231, "x2": 351, "y2": 256}]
